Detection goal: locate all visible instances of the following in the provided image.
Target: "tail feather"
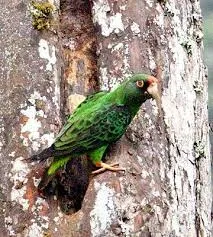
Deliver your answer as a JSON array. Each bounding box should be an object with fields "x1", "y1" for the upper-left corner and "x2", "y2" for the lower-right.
[{"x1": 31, "y1": 146, "x2": 54, "y2": 162}]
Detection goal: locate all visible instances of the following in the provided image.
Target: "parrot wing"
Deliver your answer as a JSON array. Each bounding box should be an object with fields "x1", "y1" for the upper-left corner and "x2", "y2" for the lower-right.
[
  {"x1": 55, "y1": 91, "x2": 108, "y2": 141},
  {"x1": 53, "y1": 103, "x2": 131, "y2": 156}
]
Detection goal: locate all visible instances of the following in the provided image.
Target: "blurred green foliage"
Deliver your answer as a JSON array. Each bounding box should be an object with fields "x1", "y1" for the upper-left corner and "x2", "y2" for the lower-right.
[
  {"x1": 204, "y1": 15, "x2": 213, "y2": 48},
  {"x1": 201, "y1": 1, "x2": 212, "y2": 189},
  {"x1": 201, "y1": 1, "x2": 213, "y2": 134},
  {"x1": 201, "y1": 1, "x2": 213, "y2": 16},
  {"x1": 203, "y1": 14, "x2": 213, "y2": 121}
]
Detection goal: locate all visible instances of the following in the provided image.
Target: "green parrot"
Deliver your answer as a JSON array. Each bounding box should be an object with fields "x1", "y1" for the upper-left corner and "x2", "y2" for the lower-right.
[{"x1": 31, "y1": 73, "x2": 160, "y2": 189}]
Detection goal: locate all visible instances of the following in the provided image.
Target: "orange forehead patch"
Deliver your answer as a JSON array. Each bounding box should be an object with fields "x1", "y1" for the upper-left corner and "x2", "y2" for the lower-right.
[{"x1": 147, "y1": 76, "x2": 159, "y2": 85}]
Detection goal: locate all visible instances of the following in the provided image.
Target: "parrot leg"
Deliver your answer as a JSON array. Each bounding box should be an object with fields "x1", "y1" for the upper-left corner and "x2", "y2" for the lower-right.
[
  {"x1": 92, "y1": 162, "x2": 125, "y2": 174},
  {"x1": 89, "y1": 146, "x2": 125, "y2": 174}
]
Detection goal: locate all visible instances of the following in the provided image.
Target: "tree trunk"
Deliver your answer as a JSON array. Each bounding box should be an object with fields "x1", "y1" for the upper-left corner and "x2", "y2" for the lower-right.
[{"x1": 0, "y1": 0, "x2": 211, "y2": 237}]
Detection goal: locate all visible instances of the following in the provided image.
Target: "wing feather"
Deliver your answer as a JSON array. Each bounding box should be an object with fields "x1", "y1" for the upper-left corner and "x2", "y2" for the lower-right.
[
  {"x1": 54, "y1": 91, "x2": 107, "y2": 141},
  {"x1": 53, "y1": 104, "x2": 131, "y2": 156}
]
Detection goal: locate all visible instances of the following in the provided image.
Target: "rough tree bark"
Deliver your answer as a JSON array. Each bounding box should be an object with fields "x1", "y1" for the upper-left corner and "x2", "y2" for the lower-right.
[{"x1": 0, "y1": 0, "x2": 211, "y2": 237}]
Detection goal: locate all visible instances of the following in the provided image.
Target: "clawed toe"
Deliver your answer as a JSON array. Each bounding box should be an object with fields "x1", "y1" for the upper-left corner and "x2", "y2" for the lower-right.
[{"x1": 92, "y1": 162, "x2": 125, "y2": 175}]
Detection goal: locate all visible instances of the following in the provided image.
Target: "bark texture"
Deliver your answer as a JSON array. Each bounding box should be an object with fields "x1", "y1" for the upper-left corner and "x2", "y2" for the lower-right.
[
  {"x1": 0, "y1": 0, "x2": 211, "y2": 237},
  {"x1": 0, "y1": 0, "x2": 63, "y2": 236}
]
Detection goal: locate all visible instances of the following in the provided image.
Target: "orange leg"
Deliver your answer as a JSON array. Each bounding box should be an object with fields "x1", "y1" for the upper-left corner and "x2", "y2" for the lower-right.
[{"x1": 92, "y1": 161, "x2": 125, "y2": 175}]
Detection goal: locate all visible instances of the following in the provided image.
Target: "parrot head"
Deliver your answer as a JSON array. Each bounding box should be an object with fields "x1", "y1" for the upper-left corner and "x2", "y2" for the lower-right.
[
  {"x1": 114, "y1": 73, "x2": 161, "y2": 116},
  {"x1": 121, "y1": 73, "x2": 160, "y2": 104}
]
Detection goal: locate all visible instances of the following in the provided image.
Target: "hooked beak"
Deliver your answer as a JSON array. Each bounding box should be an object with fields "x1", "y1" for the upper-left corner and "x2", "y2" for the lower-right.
[
  {"x1": 147, "y1": 76, "x2": 160, "y2": 101},
  {"x1": 147, "y1": 76, "x2": 161, "y2": 113}
]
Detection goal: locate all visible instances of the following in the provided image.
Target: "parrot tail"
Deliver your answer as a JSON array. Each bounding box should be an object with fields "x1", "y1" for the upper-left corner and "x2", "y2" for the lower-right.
[{"x1": 31, "y1": 146, "x2": 55, "y2": 162}]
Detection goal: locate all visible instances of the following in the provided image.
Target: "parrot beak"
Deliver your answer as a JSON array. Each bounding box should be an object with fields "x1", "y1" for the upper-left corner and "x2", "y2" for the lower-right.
[
  {"x1": 147, "y1": 76, "x2": 160, "y2": 99},
  {"x1": 147, "y1": 76, "x2": 161, "y2": 111}
]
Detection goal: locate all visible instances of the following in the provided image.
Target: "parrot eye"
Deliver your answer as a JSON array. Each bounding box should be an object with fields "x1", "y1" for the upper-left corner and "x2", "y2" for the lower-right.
[{"x1": 136, "y1": 80, "x2": 144, "y2": 88}]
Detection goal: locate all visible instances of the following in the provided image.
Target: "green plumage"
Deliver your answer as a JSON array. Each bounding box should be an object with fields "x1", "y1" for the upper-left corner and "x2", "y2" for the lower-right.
[{"x1": 32, "y1": 73, "x2": 157, "y2": 188}]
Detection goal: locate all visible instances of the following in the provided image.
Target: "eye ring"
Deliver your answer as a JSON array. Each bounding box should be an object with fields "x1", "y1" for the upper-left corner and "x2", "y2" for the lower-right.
[{"x1": 136, "y1": 80, "x2": 144, "y2": 88}]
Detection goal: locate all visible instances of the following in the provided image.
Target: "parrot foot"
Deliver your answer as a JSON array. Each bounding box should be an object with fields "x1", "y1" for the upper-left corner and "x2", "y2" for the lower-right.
[{"x1": 92, "y1": 162, "x2": 125, "y2": 175}]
